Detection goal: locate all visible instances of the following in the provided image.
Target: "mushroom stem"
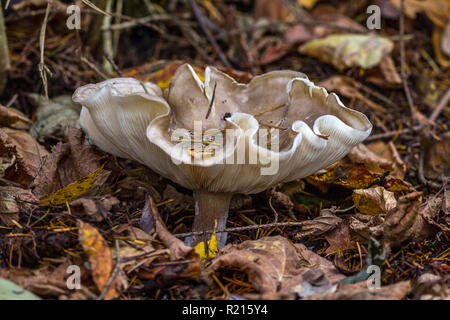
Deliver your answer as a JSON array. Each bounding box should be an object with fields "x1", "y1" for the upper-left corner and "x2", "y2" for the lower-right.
[{"x1": 185, "y1": 190, "x2": 232, "y2": 249}]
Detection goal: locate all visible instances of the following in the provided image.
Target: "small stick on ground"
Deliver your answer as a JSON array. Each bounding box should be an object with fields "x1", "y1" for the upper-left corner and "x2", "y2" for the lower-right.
[
  {"x1": 174, "y1": 221, "x2": 305, "y2": 238},
  {"x1": 429, "y1": 88, "x2": 450, "y2": 124},
  {"x1": 399, "y1": 0, "x2": 416, "y2": 125},
  {"x1": 187, "y1": 0, "x2": 232, "y2": 68},
  {"x1": 38, "y1": 0, "x2": 53, "y2": 99}
]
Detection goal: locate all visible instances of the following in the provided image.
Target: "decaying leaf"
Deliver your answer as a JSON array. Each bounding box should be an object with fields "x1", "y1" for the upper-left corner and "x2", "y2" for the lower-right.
[
  {"x1": 295, "y1": 209, "x2": 342, "y2": 239},
  {"x1": 0, "y1": 186, "x2": 38, "y2": 226},
  {"x1": 39, "y1": 165, "x2": 105, "y2": 205},
  {"x1": 350, "y1": 143, "x2": 407, "y2": 180},
  {"x1": 424, "y1": 132, "x2": 450, "y2": 179},
  {"x1": 146, "y1": 194, "x2": 199, "y2": 262},
  {"x1": 299, "y1": 34, "x2": 394, "y2": 70},
  {"x1": 319, "y1": 76, "x2": 386, "y2": 113},
  {"x1": 78, "y1": 220, "x2": 120, "y2": 299},
  {"x1": 0, "y1": 104, "x2": 31, "y2": 129},
  {"x1": 324, "y1": 221, "x2": 355, "y2": 254},
  {"x1": 307, "y1": 280, "x2": 411, "y2": 300},
  {"x1": 33, "y1": 127, "x2": 101, "y2": 199},
  {"x1": 207, "y1": 236, "x2": 345, "y2": 295},
  {"x1": 29, "y1": 94, "x2": 82, "y2": 140},
  {"x1": 371, "y1": 192, "x2": 437, "y2": 250},
  {"x1": 70, "y1": 196, "x2": 119, "y2": 222},
  {"x1": 349, "y1": 213, "x2": 384, "y2": 242},
  {"x1": 353, "y1": 186, "x2": 397, "y2": 215},
  {"x1": 0, "y1": 128, "x2": 49, "y2": 186},
  {"x1": 413, "y1": 273, "x2": 450, "y2": 300}
]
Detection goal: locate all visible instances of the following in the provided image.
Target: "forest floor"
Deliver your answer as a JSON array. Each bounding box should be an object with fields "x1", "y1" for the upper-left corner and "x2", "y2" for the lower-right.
[{"x1": 0, "y1": 0, "x2": 448, "y2": 300}]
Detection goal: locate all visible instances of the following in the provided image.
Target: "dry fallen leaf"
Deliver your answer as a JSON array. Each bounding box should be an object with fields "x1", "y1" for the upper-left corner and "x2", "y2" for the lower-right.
[
  {"x1": 324, "y1": 221, "x2": 355, "y2": 254},
  {"x1": 0, "y1": 128, "x2": 49, "y2": 186},
  {"x1": 353, "y1": 186, "x2": 397, "y2": 215},
  {"x1": 0, "y1": 104, "x2": 31, "y2": 129},
  {"x1": 299, "y1": 34, "x2": 394, "y2": 70},
  {"x1": 0, "y1": 186, "x2": 38, "y2": 226},
  {"x1": 307, "y1": 280, "x2": 411, "y2": 300},
  {"x1": 371, "y1": 192, "x2": 437, "y2": 250},
  {"x1": 295, "y1": 209, "x2": 342, "y2": 239},
  {"x1": 78, "y1": 220, "x2": 120, "y2": 299},
  {"x1": 424, "y1": 132, "x2": 450, "y2": 179},
  {"x1": 33, "y1": 127, "x2": 101, "y2": 199},
  {"x1": 207, "y1": 236, "x2": 345, "y2": 295},
  {"x1": 70, "y1": 196, "x2": 119, "y2": 222}
]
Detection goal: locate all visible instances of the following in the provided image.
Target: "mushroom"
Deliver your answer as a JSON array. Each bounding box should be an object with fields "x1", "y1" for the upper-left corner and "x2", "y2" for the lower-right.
[{"x1": 73, "y1": 64, "x2": 372, "y2": 248}]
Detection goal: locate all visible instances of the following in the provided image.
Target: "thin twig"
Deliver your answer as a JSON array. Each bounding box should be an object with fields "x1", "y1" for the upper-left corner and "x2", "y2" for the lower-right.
[
  {"x1": 399, "y1": 0, "x2": 416, "y2": 124},
  {"x1": 174, "y1": 221, "x2": 304, "y2": 238},
  {"x1": 205, "y1": 82, "x2": 217, "y2": 119},
  {"x1": 429, "y1": 88, "x2": 450, "y2": 124},
  {"x1": 187, "y1": 0, "x2": 232, "y2": 68},
  {"x1": 38, "y1": 0, "x2": 53, "y2": 99},
  {"x1": 97, "y1": 240, "x2": 120, "y2": 300}
]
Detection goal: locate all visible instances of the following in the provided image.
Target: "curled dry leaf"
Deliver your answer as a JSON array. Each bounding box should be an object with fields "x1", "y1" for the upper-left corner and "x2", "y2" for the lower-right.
[
  {"x1": 0, "y1": 186, "x2": 38, "y2": 226},
  {"x1": 350, "y1": 142, "x2": 406, "y2": 180},
  {"x1": 295, "y1": 209, "x2": 342, "y2": 239},
  {"x1": 33, "y1": 127, "x2": 101, "y2": 199},
  {"x1": 70, "y1": 196, "x2": 120, "y2": 222},
  {"x1": 319, "y1": 76, "x2": 386, "y2": 113},
  {"x1": 414, "y1": 273, "x2": 450, "y2": 300},
  {"x1": 0, "y1": 104, "x2": 31, "y2": 129},
  {"x1": 324, "y1": 221, "x2": 355, "y2": 254},
  {"x1": 78, "y1": 220, "x2": 120, "y2": 299},
  {"x1": 371, "y1": 192, "x2": 438, "y2": 250},
  {"x1": 146, "y1": 194, "x2": 199, "y2": 262},
  {"x1": 299, "y1": 34, "x2": 394, "y2": 70},
  {"x1": 424, "y1": 132, "x2": 450, "y2": 180},
  {"x1": 207, "y1": 236, "x2": 345, "y2": 295},
  {"x1": 353, "y1": 186, "x2": 397, "y2": 215},
  {"x1": 0, "y1": 128, "x2": 49, "y2": 186},
  {"x1": 349, "y1": 213, "x2": 384, "y2": 242},
  {"x1": 307, "y1": 280, "x2": 411, "y2": 300}
]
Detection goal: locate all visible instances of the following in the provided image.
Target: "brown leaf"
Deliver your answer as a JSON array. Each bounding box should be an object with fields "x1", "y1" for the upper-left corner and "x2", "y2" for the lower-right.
[
  {"x1": 33, "y1": 127, "x2": 100, "y2": 199},
  {"x1": 0, "y1": 128, "x2": 49, "y2": 186},
  {"x1": 207, "y1": 236, "x2": 345, "y2": 295},
  {"x1": 324, "y1": 221, "x2": 355, "y2": 254},
  {"x1": 350, "y1": 142, "x2": 406, "y2": 180},
  {"x1": 147, "y1": 194, "x2": 199, "y2": 261},
  {"x1": 371, "y1": 192, "x2": 436, "y2": 250},
  {"x1": 78, "y1": 220, "x2": 119, "y2": 299},
  {"x1": 254, "y1": 0, "x2": 293, "y2": 21},
  {"x1": 307, "y1": 280, "x2": 411, "y2": 300},
  {"x1": 353, "y1": 186, "x2": 397, "y2": 215},
  {"x1": 349, "y1": 213, "x2": 384, "y2": 242},
  {"x1": 424, "y1": 132, "x2": 450, "y2": 179},
  {"x1": 70, "y1": 196, "x2": 119, "y2": 222},
  {"x1": 0, "y1": 186, "x2": 38, "y2": 226},
  {"x1": 295, "y1": 209, "x2": 342, "y2": 239},
  {"x1": 0, "y1": 105, "x2": 31, "y2": 129},
  {"x1": 319, "y1": 76, "x2": 386, "y2": 113}
]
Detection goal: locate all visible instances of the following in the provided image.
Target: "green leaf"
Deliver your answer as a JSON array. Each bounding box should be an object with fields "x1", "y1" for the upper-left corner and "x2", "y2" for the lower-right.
[{"x1": 0, "y1": 278, "x2": 41, "y2": 300}]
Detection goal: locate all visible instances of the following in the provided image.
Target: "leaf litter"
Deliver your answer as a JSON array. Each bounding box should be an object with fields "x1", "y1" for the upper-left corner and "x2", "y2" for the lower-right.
[{"x1": 0, "y1": 0, "x2": 449, "y2": 301}]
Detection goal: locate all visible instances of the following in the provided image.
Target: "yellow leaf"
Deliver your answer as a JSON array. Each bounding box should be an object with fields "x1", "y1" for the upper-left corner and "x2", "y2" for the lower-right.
[
  {"x1": 298, "y1": 0, "x2": 318, "y2": 9},
  {"x1": 194, "y1": 220, "x2": 218, "y2": 258},
  {"x1": 299, "y1": 34, "x2": 394, "y2": 70},
  {"x1": 39, "y1": 164, "x2": 104, "y2": 205},
  {"x1": 78, "y1": 220, "x2": 118, "y2": 299}
]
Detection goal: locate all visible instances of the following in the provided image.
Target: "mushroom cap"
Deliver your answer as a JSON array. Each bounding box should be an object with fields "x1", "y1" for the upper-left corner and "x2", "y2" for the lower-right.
[{"x1": 73, "y1": 64, "x2": 372, "y2": 194}]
